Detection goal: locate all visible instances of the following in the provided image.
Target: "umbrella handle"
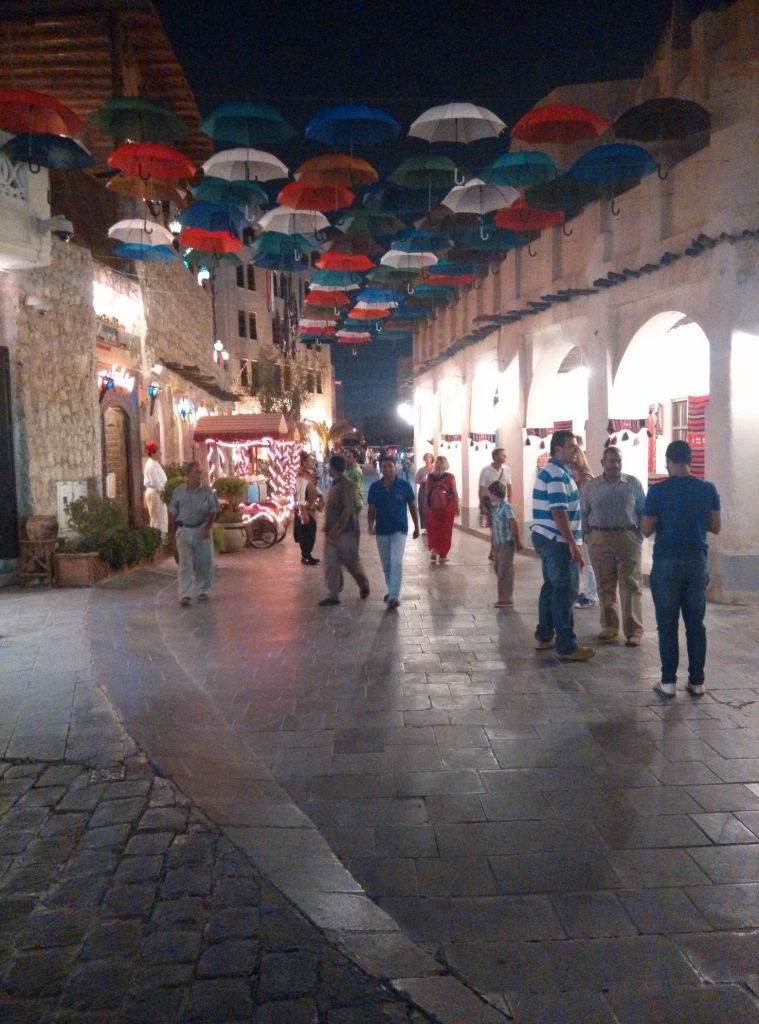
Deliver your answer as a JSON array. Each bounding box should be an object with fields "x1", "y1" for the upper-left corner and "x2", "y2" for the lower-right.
[
  {"x1": 528, "y1": 238, "x2": 538, "y2": 258},
  {"x1": 490, "y1": 262, "x2": 500, "y2": 275},
  {"x1": 407, "y1": 282, "x2": 415, "y2": 295},
  {"x1": 610, "y1": 197, "x2": 621, "y2": 217},
  {"x1": 562, "y1": 223, "x2": 573, "y2": 237},
  {"x1": 473, "y1": 277, "x2": 481, "y2": 291},
  {"x1": 480, "y1": 224, "x2": 490, "y2": 241},
  {"x1": 138, "y1": 163, "x2": 151, "y2": 182},
  {"x1": 657, "y1": 165, "x2": 668, "y2": 180},
  {"x1": 143, "y1": 220, "x2": 153, "y2": 235},
  {"x1": 28, "y1": 162, "x2": 42, "y2": 175},
  {"x1": 243, "y1": 205, "x2": 257, "y2": 222},
  {"x1": 375, "y1": 322, "x2": 382, "y2": 333},
  {"x1": 454, "y1": 167, "x2": 465, "y2": 185}
]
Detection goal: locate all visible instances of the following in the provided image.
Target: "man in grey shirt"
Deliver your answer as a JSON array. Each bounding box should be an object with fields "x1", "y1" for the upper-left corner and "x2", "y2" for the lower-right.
[
  {"x1": 581, "y1": 446, "x2": 646, "y2": 646},
  {"x1": 168, "y1": 462, "x2": 220, "y2": 606}
]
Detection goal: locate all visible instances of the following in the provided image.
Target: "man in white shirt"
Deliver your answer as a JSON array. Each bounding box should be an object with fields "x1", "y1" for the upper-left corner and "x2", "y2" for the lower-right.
[
  {"x1": 143, "y1": 441, "x2": 168, "y2": 535},
  {"x1": 478, "y1": 449, "x2": 512, "y2": 560}
]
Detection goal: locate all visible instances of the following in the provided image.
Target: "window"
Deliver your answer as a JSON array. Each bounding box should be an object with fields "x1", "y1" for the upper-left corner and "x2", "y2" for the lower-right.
[
  {"x1": 250, "y1": 361, "x2": 259, "y2": 391},
  {"x1": 238, "y1": 310, "x2": 246, "y2": 337},
  {"x1": 236, "y1": 265, "x2": 244, "y2": 288},
  {"x1": 239, "y1": 359, "x2": 249, "y2": 387},
  {"x1": 306, "y1": 371, "x2": 315, "y2": 394},
  {"x1": 283, "y1": 361, "x2": 292, "y2": 392},
  {"x1": 671, "y1": 399, "x2": 688, "y2": 442},
  {"x1": 246, "y1": 264, "x2": 256, "y2": 290},
  {"x1": 316, "y1": 371, "x2": 323, "y2": 395},
  {"x1": 248, "y1": 312, "x2": 257, "y2": 339}
]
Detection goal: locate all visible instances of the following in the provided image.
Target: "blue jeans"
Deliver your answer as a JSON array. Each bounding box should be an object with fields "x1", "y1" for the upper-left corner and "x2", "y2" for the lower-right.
[
  {"x1": 532, "y1": 531, "x2": 580, "y2": 655},
  {"x1": 649, "y1": 556, "x2": 708, "y2": 685},
  {"x1": 375, "y1": 531, "x2": 407, "y2": 601}
]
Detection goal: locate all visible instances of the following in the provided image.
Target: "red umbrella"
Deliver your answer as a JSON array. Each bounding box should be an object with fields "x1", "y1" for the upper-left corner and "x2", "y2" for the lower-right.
[
  {"x1": 0, "y1": 88, "x2": 84, "y2": 136},
  {"x1": 494, "y1": 198, "x2": 565, "y2": 231},
  {"x1": 109, "y1": 142, "x2": 195, "y2": 180},
  {"x1": 178, "y1": 228, "x2": 242, "y2": 253},
  {"x1": 304, "y1": 290, "x2": 351, "y2": 307},
  {"x1": 316, "y1": 252, "x2": 375, "y2": 271},
  {"x1": 511, "y1": 103, "x2": 609, "y2": 144},
  {"x1": 425, "y1": 273, "x2": 476, "y2": 286},
  {"x1": 347, "y1": 307, "x2": 391, "y2": 319},
  {"x1": 300, "y1": 324, "x2": 337, "y2": 336},
  {"x1": 277, "y1": 181, "x2": 355, "y2": 211}
]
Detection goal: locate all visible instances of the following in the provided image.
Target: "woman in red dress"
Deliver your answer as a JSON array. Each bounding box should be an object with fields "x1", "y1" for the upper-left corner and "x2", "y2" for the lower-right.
[{"x1": 425, "y1": 456, "x2": 460, "y2": 563}]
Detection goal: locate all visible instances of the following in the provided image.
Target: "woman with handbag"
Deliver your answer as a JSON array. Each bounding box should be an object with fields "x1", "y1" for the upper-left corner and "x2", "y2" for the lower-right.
[
  {"x1": 295, "y1": 451, "x2": 323, "y2": 565},
  {"x1": 426, "y1": 456, "x2": 460, "y2": 563}
]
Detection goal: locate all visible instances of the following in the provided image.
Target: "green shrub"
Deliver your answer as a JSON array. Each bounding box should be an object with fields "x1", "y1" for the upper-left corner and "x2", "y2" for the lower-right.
[
  {"x1": 67, "y1": 495, "x2": 127, "y2": 550},
  {"x1": 98, "y1": 526, "x2": 162, "y2": 570},
  {"x1": 217, "y1": 506, "x2": 242, "y2": 525},
  {"x1": 211, "y1": 523, "x2": 226, "y2": 553},
  {"x1": 212, "y1": 476, "x2": 247, "y2": 503},
  {"x1": 160, "y1": 475, "x2": 185, "y2": 505}
]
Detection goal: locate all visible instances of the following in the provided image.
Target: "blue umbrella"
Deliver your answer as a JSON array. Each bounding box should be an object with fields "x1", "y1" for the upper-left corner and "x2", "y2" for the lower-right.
[
  {"x1": 251, "y1": 251, "x2": 310, "y2": 272},
  {"x1": 485, "y1": 151, "x2": 556, "y2": 188},
  {"x1": 305, "y1": 104, "x2": 400, "y2": 148},
  {"x1": 391, "y1": 229, "x2": 452, "y2": 253},
  {"x1": 2, "y1": 133, "x2": 93, "y2": 170},
  {"x1": 356, "y1": 287, "x2": 405, "y2": 305},
  {"x1": 458, "y1": 225, "x2": 528, "y2": 250},
  {"x1": 113, "y1": 243, "x2": 177, "y2": 263},
  {"x1": 360, "y1": 182, "x2": 440, "y2": 218},
  {"x1": 177, "y1": 201, "x2": 246, "y2": 234},
  {"x1": 200, "y1": 100, "x2": 295, "y2": 147},
  {"x1": 568, "y1": 143, "x2": 657, "y2": 214}
]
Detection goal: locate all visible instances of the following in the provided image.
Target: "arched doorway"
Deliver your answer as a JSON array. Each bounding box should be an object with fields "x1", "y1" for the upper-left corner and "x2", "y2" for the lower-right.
[
  {"x1": 524, "y1": 342, "x2": 589, "y2": 478},
  {"x1": 102, "y1": 405, "x2": 134, "y2": 517}
]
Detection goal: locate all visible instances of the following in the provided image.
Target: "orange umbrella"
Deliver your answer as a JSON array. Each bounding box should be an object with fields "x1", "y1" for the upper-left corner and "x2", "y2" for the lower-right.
[
  {"x1": 107, "y1": 173, "x2": 187, "y2": 203},
  {"x1": 295, "y1": 153, "x2": 378, "y2": 189},
  {"x1": 316, "y1": 252, "x2": 375, "y2": 271},
  {"x1": 109, "y1": 142, "x2": 195, "y2": 180},
  {"x1": 178, "y1": 228, "x2": 242, "y2": 253},
  {"x1": 511, "y1": 103, "x2": 609, "y2": 144},
  {"x1": 0, "y1": 87, "x2": 84, "y2": 136},
  {"x1": 494, "y1": 198, "x2": 565, "y2": 231},
  {"x1": 347, "y1": 307, "x2": 391, "y2": 319},
  {"x1": 277, "y1": 181, "x2": 354, "y2": 211}
]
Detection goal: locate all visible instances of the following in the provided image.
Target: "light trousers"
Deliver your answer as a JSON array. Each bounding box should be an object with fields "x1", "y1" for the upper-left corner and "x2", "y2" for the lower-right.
[
  {"x1": 375, "y1": 531, "x2": 407, "y2": 601},
  {"x1": 145, "y1": 488, "x2": 168, "y2": 533},
  {"x1": 586, "y1": 530, "x2": 643, "y2": 638},
  {"x1": 494, "y1": 541, "x2": 515, "y2": 603},
  {"x1": 324, "y1": 532, "x2": 369, "y2": 598},
  {"x1": 176, "y1": 526, "x2": 214, "y2": 599}
]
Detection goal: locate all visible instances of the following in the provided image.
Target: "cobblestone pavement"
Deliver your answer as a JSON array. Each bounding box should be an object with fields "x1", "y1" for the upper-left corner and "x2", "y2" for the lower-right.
[{"x1": 2, "y1": 521, "x2": 759, "y2": 1023}]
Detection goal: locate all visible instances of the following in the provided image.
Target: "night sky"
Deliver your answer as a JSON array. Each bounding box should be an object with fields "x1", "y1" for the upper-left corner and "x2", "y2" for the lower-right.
[{"x1": 153, "y1": 0, "x2": 727, "y2": 427}]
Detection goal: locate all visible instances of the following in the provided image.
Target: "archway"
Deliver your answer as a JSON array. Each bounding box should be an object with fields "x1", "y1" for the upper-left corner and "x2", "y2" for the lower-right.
[
  {"x1": 438, "y1": 374, "x2": 465, "y2": 484},
  {"x1": 524, "y1": 342, "x2": 589, "y2": 479},
  {"x1": 102, "y1": 405, "x2": 134, "y2": 516}
]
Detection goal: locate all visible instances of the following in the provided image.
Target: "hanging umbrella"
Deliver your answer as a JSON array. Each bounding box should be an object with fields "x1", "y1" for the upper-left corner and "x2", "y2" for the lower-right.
[
  {"x1": 277, "y1": 181, "x2": 354, "y2": 212},
  {"x1": 494, "y1": 198, "x2": 565, "y2": 231},
  {"x1": 109, "y1": 142, "x2": 195, "y2": 180},
  {"x1": 458, "y1": 224, "x2": 528, "y2": 250},
  {"x1": 295, "y1": 153, "x2": 377, "y2": 188},
  {"x1": 389, "y1": 155, "x2": 461, "y2": 191},
  {"x1": 1, "y1": 133, "x2": 92, "y2": 170},
  {"x1": 252, "y1": 252, "x2": 308, "y2": 271},
  {"x1": 365, "y1": 266, "x2": 422, "y2": 287},
  {"x1": 441, "y1": 178, "x2": 519, "y2": 216},
  {"x1": 567, "y1": 143, "x2": 657, "y2": 212},
  {"x1": 107, "y1": 219, "x2": 175, "y2": 246},
  {"x1": 113, "y1": 243, "x2": 178, "y2": 263},
  {"x1": 299, "y1": 317, "x2": 339, "y2": 328},
  {"x1": 348, "y1": 307, "x2": 392, "y2": 319},
  {"x1": 357, "y1": 287, "x2": 405, "y2": 304},
  {"x1": 178, "y1": 228, "x2": 242, "y2": 253},
  {"x1": 390, "y1": 229, "x2": 451, "y2": 253},
  {"x1": 336, "y1": 209, "x2": 406, "y2": 238},
  {"x1": 257, "y1": 206, "x2": 330, "y2": 234},
  {"x1": 336, "y1": 329, "x2": 372, "y2": 340},
  {"x1": 251, "y1": 231, "x2": 315, "y2": 258},
  {"x1": 511, "y1": 103, "x2": 609, "y2": 144},
  {"x1": 305, "y1": 290, "x2": 351, "y2": 307},
  {"x1": 485, "y1": 151, "x2": 557, "y2": 187},
  {"x1": 177, "y1": 201, "x2": 246, "y2": 234},
  {"x1": 316, "y1": 251, "x2": 375, "y2": 272},
  {"x1": 380, "y1": 250, "x2": 438, "y2": 270},
  {"x1": 200, "y1": 100, "x2": 295, "y2": 146},
  {"x1": 409, "y1": 102, "x2": 506, "y2": 144},
  {"x1": 107, "y1": 174, "x2": 187, "y2": 203},
  {"x1": 310, "y1": 269, "x2": 362, "y2": 288},
  {"x1": 613, "y1": 98, "x2": 710, "y2": 143},
  {"x1": 202, "y1": 148, "x2": 288, "y2": 182},
  {"x1": 0, "y1": 88, "x2": 84, "y2": 137},
  {"x1": 182, "y1": 248, "x2": 241, "y2": 270},
  {"x1": 305, "y1": 104, "x2": 400, "y2": 147},
  {"x1": 191, "y1": 176, "x2": 268, "y2": 207},
  {"x1": 360, "y1": 181, "x2": 437, "y2": 218},
  {"x1": 526, "y1": 175, "x2": 601, "y2": 212},
  {"x1": 89, "y1": 96, "x2": 188, "y2": 141}
]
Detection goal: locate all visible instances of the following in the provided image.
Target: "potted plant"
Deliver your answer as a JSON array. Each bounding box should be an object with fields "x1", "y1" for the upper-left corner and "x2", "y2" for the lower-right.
[
  {"x1": 212, "y1": 476, "x2": 248, "y2": 553},
  {"x1": 55, "y1": 495, "x2": 162, "y2": 585}
]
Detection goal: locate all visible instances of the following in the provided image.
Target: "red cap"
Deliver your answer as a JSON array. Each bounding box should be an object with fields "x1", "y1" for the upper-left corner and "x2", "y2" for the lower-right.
[{"x1": 145, "y1": 441, "x2": 159, "y2": 455}]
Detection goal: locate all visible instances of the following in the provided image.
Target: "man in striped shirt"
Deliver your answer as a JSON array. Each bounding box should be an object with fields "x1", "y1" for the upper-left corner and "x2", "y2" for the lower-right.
[{"x1": 531, "y1": 430, "x2": 595, "y2": 661}]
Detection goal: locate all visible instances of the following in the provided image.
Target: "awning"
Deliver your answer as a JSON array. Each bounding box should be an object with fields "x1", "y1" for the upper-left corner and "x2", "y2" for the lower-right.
[{"x1": 193, "y1": 413, "x2": 294, "y2": 442}]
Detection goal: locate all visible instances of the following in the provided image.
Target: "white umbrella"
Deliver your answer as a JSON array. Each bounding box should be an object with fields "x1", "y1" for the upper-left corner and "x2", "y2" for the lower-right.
[
  {"x1": 107, "y1": 219, "x2": 175, "y2": 246},
  {"x1": 307, "y1": 281, "x2": 360, "y2": 292},
  {"x1": 380, "y1": 250, "x2": 438, "y2": 270},
  {"x1": 256, "y1": 206, "x2": 330, "y2": 234},
  {"x1": 408, "y1": 103, "x2": 506, "y2": 144},
  {"x1": 202, "y1": 147, "x2": 288, "y2": 182},
  {"x1": 441, "y1": 178, "x2": 520, "y2": 215}
]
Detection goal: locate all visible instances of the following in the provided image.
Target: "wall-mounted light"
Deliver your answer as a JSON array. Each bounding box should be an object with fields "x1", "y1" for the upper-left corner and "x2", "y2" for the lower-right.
[
  {"x1": 213, "y1": 339, "x2": 224, "y2": 352},
  {"x1": 169, "y1": 218, "x2": 182, "y2": 235},
  {"x1": 99, "y1": 373, "x2": 114, "y2": 403},
  {"x1": 147, "y1": 380, "x2": 162, "y2": 416},
  {"x1": 176, "y1": 397, "x2": 193, "y2": 422},
  {"x1": 221, "y1": 349, "x2": 229, "y2": 362}
]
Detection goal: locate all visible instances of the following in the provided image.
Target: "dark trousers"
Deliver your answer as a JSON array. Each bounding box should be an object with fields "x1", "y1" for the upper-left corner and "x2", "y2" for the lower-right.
[
  {"x1": 532, "y1": 531, "x2": 580, "y2": 655},
  {"x1": 295, "y1": 517, "x2": 317, "y2": 560},
  {"x1": 649, "y1": 555, "x2": 708, "y2": 685}
]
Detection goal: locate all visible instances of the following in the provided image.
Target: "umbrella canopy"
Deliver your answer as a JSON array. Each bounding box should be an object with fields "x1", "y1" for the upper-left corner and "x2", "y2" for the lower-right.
[
  {"x1": 107, "y1": 219, "x2": 175, "y2": 246},
  {"x1": 336, "y1": 329, "x2": 372, "y2": 340},
  {"x1": 567, "y1": 143, "x2": 657, "y2": 184},
  {"x1": 191, "y1": 176, "x2": 268, "y2": 207},
  {"x1": 441, "y1": 178, "x2": 519, "y2": 216},
  {"x1": 365, "y1": 265, "x2": 422, "y2": 285},
  {"x1": 109, "y1": 142, "x2": 195, "y2": 180},
  {"x1": 178, "y1": 228, "x2": 242, "y2": 253},
  {"x1": 316, "y1": 251, "x2": 375, "y2": 271},
  {"x1": 360, "y1": 181, "x2": 437, "y2": 218},
  {"x1": 176, "y1": 201, "x2": 246, "y2": 234},
  {"x1": 485, "y1": 150, "x2": 557, "y2": 187},
  {"x1": 202, "y1": 148, "x2": 288, "y2": 182},
  {"x1": 380, "y1": 250, "x2": 438, "y2": 270},
  {"x1": 182, "y1": 249, "x2": 241, "y2": 270},
  {"x1": 200, "y1": 100, "x2": 295, "y2": 146},
  {"x1": 409, "y1": 102, "x2": 506, "y2": 144},
  {"x1": 257, "y1": 206, "x2": 330, "y2": 234},
  {"x1": 457, "y1": 225, "x2": 528, "y2": 250},
  {"x1": 1, "y1": 133, "x2": 92, "y2": 170},
  {"x1": 526, "y1": 175, "x2": 601, "y2": 212},
  {"x1": 310, "y1": 268, "x2": 362, "y2": 287},
  {"x1": 511, "y1": 103, "x2": 609, "y2": 144},
  {"x1": 113, "y1": 242, "x2": 178, "y2": 263},
  {"x1": 304, "y1": 289, "x2": 351, "y2": 307},
  {"x1": 613, "y1": 98, "x2": 711, "y2": 142},
  {"x1": 390, "y1": 229, "x2": 451, "y2": 253},
  {"x1": 305, "y1": 104, "x2": 400, "y2": 147},
  {"x1": 107, "y1": 174, "x2": 186, "y2": 203},
  {"x1": 251, "y1": 231, "x2": 315, "y2": 258},
  {"x1": 494, "y1": 198, "x2": 565, "y2": 231},
  {"x1": 277, "y1": 181, "x2": 354, "y2": 211},
  {"x1": 295, "y1": 153, "x2": 377, "y2": 188},
  {"x1": 89, "y1": 96, "x2": 188, "y2": 142},
  {"x1": 357, "y1": 287, "x2": 405, "y2": 303},
  {"x1": 0, "y1": 87, "x2": 83, "y2": 137},
  {"x1": 251, "y1": 252, "x2": 308, "y2": 271},
  {"x1": 389, "y1": 155, "x2": 461, "y2": 191},
  {"x1": 336, "y1": 209, "x2": 406, "y2": 238},
  {"x1": 348, "y1": 307, "x2": 392, "y2": 319}
]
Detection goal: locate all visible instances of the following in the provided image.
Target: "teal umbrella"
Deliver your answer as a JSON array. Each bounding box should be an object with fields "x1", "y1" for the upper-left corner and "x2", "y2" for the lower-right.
[
  {"x1": 191, "y1": 176, "x2": 268, "y2": 207},
  {"x1": 250, "y1": 231, "x2": 316, "y2": 259},
  {"x1": 200, "y1": 101, "x2": 295, "y2": 146},
  {"x1": 89, "y1": 96, "x2": 188, "y2": 141},
  {"x1": 485, "y1": 151, "x2": 557, "y2": 188},
  {"x1": 389, "y1": 155, "x2": 462, "y2": 190}
]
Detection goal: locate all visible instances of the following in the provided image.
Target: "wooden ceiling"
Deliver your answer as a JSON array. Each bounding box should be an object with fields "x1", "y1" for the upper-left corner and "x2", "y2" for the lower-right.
[{"x1": 0, "y1": 0, "x2": 211, "y2": 175}]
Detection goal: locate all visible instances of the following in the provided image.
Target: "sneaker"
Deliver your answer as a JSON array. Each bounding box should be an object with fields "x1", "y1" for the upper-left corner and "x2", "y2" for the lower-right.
[
  {"x1": 654, "y1": 680, "x2": 676, "y2": 698},
  {"x1": 559, "y1": 647, "x2": 596, "y2": 662},
  {"x1": 625, "y1": 635, "x2": 642, "y2": 647},
  {"x1": 359, "y1": 585, "x2": 370, "y2": 600},
  {"x1": 197, "y1": 592, "x2": 209, "y2": 602},
  {"x1": 383, "y1": 594, "x2": 389, "y2": 603},
  {"x1": 574, "y1": 595, "x2": 597, "y2": 608},
  {"x1": 597, "y1": 630, "x2": 619, "y2": 642},
  {"x1": 687, "y1": 681, "x2": 705, "y2": 696},
  {"x1": 534, "y1": 638, "x2": 555, "y2": 650},
  {"x1": 179, "y1": 596, "x2": 191, "y2": 607},
  {"x1": 318, "y1": 597, "x2": 340, "y2": 606},
  {"x1": 438, "y1": 555, "x2": 448, "y2": 563},
  {"x1": 386, "y1": 597, "x2": 400, "y2": 610},
  {"x1": 302, "y1": 556, "x2": 320, "y2": 566}
]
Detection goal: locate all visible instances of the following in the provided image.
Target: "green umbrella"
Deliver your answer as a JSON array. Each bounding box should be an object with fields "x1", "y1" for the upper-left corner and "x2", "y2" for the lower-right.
[
  {"x1": 89, "y1": 96, "x2": 188, "y2": 142},
  {"x1": 201, "y1": 101, "x2": 295, "y2": 146},
  {"x1": 335, "y1": 209, "x2": 406, "y2": 238},
  {"x1": 389, "y1": 155, "x2": 462, "y2": 190},
  {"x1": 191, "y1": 176, "x2": 268, "y2": 207}
]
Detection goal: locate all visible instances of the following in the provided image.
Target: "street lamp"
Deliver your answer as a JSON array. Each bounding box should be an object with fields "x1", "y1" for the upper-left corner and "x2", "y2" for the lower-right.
[{"x1": 397, "y1": 401, "x2": 414, "y2": 425}]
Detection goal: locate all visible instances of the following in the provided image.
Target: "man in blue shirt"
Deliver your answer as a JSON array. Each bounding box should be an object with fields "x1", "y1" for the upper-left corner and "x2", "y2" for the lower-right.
[
  {"x1": 531, "y1": 430, "x2": 595, "y2": 661},
  {"x1": 641, "y1": 440, "x2": 721, "y2": 698},
  {"x1": 367, "y1": 455, "x2": 420, "y2": 610}
]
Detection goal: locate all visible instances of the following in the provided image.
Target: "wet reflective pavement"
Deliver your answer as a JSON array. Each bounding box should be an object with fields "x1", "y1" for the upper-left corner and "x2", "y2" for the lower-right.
[{"x1": 2, "y1": 523, "x2": 759, "y2": 1022}]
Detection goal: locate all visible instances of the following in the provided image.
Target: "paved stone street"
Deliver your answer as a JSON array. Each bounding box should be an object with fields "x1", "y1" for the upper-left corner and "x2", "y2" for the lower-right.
[{"x1": 2, "y1": 521, "x2": 759, "y2": 1022}]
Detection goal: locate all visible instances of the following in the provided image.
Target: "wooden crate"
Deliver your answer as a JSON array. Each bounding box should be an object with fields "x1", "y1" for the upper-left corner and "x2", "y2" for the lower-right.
[{"x1": 55, "y1": 552, "x2": 109, "y2": 587}]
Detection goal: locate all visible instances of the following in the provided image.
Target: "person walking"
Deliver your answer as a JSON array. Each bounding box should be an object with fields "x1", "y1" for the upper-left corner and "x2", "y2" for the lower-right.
[
  {"x1": 489, "y1": 480, "x2": 522, "y2": 607},
  {"x1": 425, "y1": 456, "x2": 459, "y2": 563},
  {"x1": 143, "y1": 441, "x2": 168, "y2": 535},
  {"x1": 641, "y1": 440, "x2": 721, "y2": 697},
  {"x1": 343, "y1": 447, "x2": 364, "y2": 522},
  {"x1": 479, "y1": 448, "x2": 512, "y2": 561},
  {"x1": 168, "y1": 462, "x2": 220, "y2": 606},
  {"x1": 318, "y1": 455, "x2": 370, "y2": 607},
  {"x1": 415, "y1": 452, "x2": 435, "y2": 533},
  {"x1": 581, "y1": 446, "x2": 646, "y2": 646},
  {"x1": 530, "y1": 430, "x2": 595, "y2": 661},
  {"x1": 295, "y1": 451, "x2": 322, "y2": 566},
  {"x1": 571, "y1": 441, "x2": 598, "y2": 610},
  {"x1": 367, "y1": 454, "x2": 420, "y2": 610}
]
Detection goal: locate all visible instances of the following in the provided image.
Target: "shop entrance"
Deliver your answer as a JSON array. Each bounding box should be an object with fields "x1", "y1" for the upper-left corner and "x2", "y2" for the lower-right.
[{"x1": 102, "y1": 405, "x2": 134, "y2": 518}]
